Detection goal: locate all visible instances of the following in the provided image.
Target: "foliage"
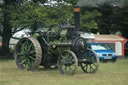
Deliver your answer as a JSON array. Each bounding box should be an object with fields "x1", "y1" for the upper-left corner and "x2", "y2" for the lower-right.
[
  {"x1": 0, "y1": 8, "x2": 3, "y2": 34},
  {"x1": 80, "y1": 8, "x2": 101, "y2": 32},
  {"x1": 97, "y1": 1, "x2": 128, "y2": 38},
  {"x1": 10, "y1": 1, "x2": 73, "y2": 31},
  {"x1": 10, "y1": 1, "x2": 47, "y2": 31},
  {"x1": 31, "y1": 0, "x2": 47, "y2": 3},
  {"x1": 97, "y1": 4, "x2": 114, "y2": 34},
  {"x1": 63, "y1": 0, "x2": 78, "y2": 5},
  {"x1": 0, "y1": 1, "x2": 16, "y2": 55},
  {"x1": 112, "y1": 3, "x2": 128, "y2": 38},
  {"x1": 44, "y1": 4, "x2": 73, "y2": 26}
]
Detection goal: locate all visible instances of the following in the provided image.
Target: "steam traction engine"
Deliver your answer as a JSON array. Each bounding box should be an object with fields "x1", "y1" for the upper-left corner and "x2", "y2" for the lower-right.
[{"x1": 14, "y1": 6, "x2": 99, "y2": 75}]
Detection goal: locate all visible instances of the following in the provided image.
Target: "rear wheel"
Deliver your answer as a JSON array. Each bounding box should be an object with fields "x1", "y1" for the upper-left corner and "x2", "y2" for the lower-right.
[
  {"x1": 14, "y1": 37, "x2": 42, "y2": 70},
  {"x1": 58, "y1": 50, "x2": 78, "y2": 75},
  {"x1": 80, "y1": 49, "x2": 99, "y2": 73}
]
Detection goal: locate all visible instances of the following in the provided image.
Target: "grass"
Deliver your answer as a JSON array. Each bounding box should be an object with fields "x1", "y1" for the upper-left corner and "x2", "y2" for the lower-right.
[{"x1": 0, "y1": 59, "x2": 128, "y2": 85}]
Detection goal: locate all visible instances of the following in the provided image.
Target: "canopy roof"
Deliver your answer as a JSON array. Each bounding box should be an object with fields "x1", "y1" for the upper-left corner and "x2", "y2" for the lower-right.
[{"x1": 94, "y1": 35, "x2": 127, "y2": 41}]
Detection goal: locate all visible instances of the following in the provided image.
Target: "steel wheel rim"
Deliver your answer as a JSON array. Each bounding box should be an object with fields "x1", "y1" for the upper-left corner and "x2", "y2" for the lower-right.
[{"x1": 58, "y1": 50, "x2": 78, "y2": 75}]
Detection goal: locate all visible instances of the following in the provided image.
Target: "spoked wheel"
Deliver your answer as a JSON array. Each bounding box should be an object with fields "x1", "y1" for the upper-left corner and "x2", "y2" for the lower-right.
[
  {"x1": 14, "y1": 37, "x2": 42, "y2": 70},
  {"x1": 58, "y1": 50, "x2": 78, "y2": 75},
  {"x1": 80, "y1": 49, "x2": 99, "y2": 73}
]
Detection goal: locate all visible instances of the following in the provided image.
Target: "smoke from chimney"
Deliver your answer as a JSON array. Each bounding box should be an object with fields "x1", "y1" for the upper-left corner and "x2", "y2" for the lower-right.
[{"x1": 77, "y1": 0, "x2": 126, "y2": 7}]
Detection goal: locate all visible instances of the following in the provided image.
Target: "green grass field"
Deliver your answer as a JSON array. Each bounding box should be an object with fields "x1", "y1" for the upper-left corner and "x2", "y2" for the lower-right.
[{"x1": 0, "y1": 59, "x2": 128, "y2": 85}]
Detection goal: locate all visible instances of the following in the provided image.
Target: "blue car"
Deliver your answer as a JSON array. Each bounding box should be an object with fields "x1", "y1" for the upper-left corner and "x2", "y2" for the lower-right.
[{"x1": 87, "y1": 43, "x2": 117, "y2": 62}]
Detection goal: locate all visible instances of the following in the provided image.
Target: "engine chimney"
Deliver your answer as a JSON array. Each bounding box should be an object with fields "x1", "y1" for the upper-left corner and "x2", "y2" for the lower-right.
[{"x1": 74, "y1": 5, "x2": 80, "y2": 31}]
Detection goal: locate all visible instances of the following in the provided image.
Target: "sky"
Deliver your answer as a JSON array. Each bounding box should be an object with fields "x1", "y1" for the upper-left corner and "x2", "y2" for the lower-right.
[{"x1": 77, "y1": 0, "x2": 126, "y2": 7}]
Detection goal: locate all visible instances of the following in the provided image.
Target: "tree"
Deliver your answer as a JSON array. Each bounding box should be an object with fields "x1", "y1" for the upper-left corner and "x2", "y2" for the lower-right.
[
  {"x1": 0, "y1": 0, "x2": 74, "y2": 56},
  {"x1": 112, "y1": 2, "x2": 128, "y2": 38},
  {"x1": 62, "y1": 0, "x2": 78, "y2": 5},
  {"x1": 80, "y1": 7, "x2": 101, "y2": 32},
  {"x1": 0, "y1": 0, "x2": 47, "y2": 56},
  {"x1": 97, "y1": 4, "x2": 115, "y2": 34},
  {"x1": 10, "y1": 1, "x2": 73, "y2": 28},
  {"x1": 0, "y1": 1, "x2": 15, "y2": 56},
  {"x1": 10, "y1": 1, "x2": 47, "y2": 32},
  {"x1": 96, "y1": 1, "x2": 128, "y2": 38}
]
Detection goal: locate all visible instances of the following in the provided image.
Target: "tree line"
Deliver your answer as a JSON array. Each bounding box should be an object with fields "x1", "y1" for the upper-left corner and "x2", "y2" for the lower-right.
[{"x1": 0, "y1": 0, "x2": 128, "y2": 56}]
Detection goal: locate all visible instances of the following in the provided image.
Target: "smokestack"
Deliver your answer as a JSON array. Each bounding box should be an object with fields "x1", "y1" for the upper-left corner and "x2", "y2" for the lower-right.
[{"x1": 74, "y1": 5, "x2": 80, "y2": 31}]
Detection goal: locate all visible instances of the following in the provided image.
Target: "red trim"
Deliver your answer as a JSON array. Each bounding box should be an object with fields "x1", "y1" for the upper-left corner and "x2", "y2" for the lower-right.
[
  {"x1": 118, "y1": 35, "x2": 127, "y2": 56},
  {"x1": 118, "y1": 35, "x2": 127, "y2": 42},
  {"x1": 121, "y1": 40, "x2": 127, "y2": 56}
]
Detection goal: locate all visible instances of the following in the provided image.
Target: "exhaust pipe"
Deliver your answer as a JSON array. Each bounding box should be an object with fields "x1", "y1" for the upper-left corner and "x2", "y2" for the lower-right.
[{"x1": 74, "y1": 5, "x2": 80, "y2": 31}]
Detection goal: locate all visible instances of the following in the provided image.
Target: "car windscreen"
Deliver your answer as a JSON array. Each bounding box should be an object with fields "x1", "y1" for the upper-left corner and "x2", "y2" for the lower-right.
[{"x1": 91, "y1": 44, "x2": 112, "y2": 50}]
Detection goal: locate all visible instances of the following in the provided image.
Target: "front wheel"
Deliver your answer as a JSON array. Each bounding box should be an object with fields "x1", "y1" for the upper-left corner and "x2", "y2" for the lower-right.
[
  {"x1": 14, "y1": 37, "x2": 42, "y2": 70},
  {"x1": 80, "y1": 49, "x2": 99, "y2": 73},
  {"x1": 57, "y1": 50, "x2": 78, "y2": 75}
]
